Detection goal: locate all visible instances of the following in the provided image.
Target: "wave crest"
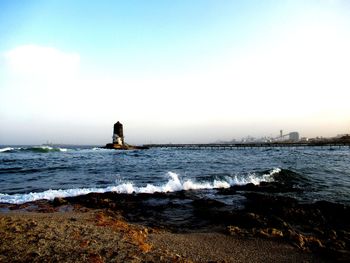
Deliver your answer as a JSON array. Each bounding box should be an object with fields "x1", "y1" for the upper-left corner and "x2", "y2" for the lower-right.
[
  {"x1": 0, "y1": 146, "x2": 67, "y2": 153},
  {"x1": 0, "y1": 147, "x2": 14, "y2": 153},
  {"x1": 26, "y1": 146, "x2": 68, "y2": 153},
  {"x1": 0, "y1": 169, "x2": 280, "y2": 204},
  {"x1": 230, "y1": 168, "x2": 281, "y2": 185}
]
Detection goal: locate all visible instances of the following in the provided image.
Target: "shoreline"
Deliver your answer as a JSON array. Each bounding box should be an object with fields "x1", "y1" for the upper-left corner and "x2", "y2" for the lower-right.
[
  {"x1": 1, "y1": 207, "x2": 323, "y2": 263},
  {"x1": 1, "y1": 189, "x2": 349, "y2": 262}
]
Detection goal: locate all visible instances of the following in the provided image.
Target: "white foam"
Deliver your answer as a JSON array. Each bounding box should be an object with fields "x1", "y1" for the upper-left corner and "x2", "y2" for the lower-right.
[
  {"x1": 0, "y1": 169, "x2": 281, "y2": 204},
  {"x1": 0, "y1": 147, "x2": 14, "y2": 153},
  {"x1": 230, "y1": 168, "x2": 281, "y2": 185}
]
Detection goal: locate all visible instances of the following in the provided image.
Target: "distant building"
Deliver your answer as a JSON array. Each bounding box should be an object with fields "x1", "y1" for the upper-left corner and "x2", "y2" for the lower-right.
[
  {"x1": 289, "y1": 132, "x2": 299, "y2": 142},
  {"x1": 340, "y1": 134, "x2": 350, "y2": 142},
  {"x1": 113, "y1": 121, "x2": 124, "y2": 145}
]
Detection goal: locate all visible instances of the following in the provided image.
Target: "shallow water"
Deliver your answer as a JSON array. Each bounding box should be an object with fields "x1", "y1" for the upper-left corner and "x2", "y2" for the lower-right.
[{"x1": 0, "y1": 145, "x2": 349, "y2": 205}]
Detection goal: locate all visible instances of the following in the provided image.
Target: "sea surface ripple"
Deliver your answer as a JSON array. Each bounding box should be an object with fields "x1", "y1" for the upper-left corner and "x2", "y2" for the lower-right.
[{"x1": 0, "y1": 145, "x2": 349, "y2": 205}]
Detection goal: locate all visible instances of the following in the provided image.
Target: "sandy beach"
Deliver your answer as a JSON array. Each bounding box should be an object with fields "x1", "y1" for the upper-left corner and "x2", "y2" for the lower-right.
[{"x1": 0, "y1": 206, "x2": 325, "y2": 263}]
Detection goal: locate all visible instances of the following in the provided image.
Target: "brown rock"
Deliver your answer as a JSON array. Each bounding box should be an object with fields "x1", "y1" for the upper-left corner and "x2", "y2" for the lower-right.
[
  {"x1": 227, "y1": 226, "x2": 248, "y2": 236},
  {"x1": 268, "y1": 228, "x2": 283, "y2": 238},
  {"x1": 305, "y1": 236, "x2": 324, "y2": 250},
  {"x1": 256, "y1": 229, "x2": 269, "y2": 238}
]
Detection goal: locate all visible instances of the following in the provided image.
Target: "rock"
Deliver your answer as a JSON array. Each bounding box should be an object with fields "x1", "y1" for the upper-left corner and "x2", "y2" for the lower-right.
[
  {"x1": 305, "y1": 236, "x2": 324, "y2": 250},
  {"x1": 268, "y1": 228, "x2": 283, "y2": 238},
  {"x1": 256, "y1": 229, "x2": 269, "y2": 238},
  {"x1": 227, "y1": 226, "x2": 248, "y2": 236},
  {"x1": 192, "y1": 198, "x2": 225, "y2": 208},
  {"x1": 328, "y1": 229, "x2": 337, "y2": 240},
  {"x1": 53, "y1": 197, "x2": 67, "y2": 206},
  {"x1": 285, "y1": 230, "x2": 305, "y2": 249},
  {"x1": 295, "y1": 234, "x2": 306, "y2": 250},
  {"x1": 104, "y1": 143, "x2": 149, "y2": 150},
  {"x1": 332, "y1": 249, "x2": 350, "y2": 262},
  {"x1": 254, "y1": 228, "x2": 283, "y2": 238},
  {"x1": 329, "y1": 240, "x2": 346, "y2": 250},
  {"x1": 20, "y1": 186, "x2": 348, "y2": 260},
  {"x1": 313, "y1": 227, "x2": 324, "y2": 236}
]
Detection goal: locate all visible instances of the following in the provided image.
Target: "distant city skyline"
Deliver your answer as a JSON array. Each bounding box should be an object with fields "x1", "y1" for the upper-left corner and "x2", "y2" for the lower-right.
[{"x1": 1, "y1": 1, "x2": 349, "y2": 145}]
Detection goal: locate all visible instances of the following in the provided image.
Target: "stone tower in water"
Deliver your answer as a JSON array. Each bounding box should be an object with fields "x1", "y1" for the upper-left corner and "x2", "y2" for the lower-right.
[
  {"x1": 104, "y1": 121, "x2": 148, "y2": 150},
  {"x1": 112, "y1": 121, "x2": 124, "y2": 145}
]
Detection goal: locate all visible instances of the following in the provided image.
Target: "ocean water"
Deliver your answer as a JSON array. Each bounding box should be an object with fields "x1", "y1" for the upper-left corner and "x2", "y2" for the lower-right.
[{"x1": 0, "y1": 145, "x2": 350, "y2": 205}]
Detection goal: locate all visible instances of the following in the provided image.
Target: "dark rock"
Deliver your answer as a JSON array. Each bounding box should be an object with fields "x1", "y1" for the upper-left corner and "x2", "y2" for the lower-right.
[
  {"x1": 192, "y1": 198, "x2": 225, "y2": 208},
  {"x1": 16, "y1": 188, "x2": 348, "y2": 261},
  {"x1": 52, "y1": 197, "x2": 67, "y2": 206},
  {"x1": 104, "y1": 143, "x2": 149, "y2": 150}
]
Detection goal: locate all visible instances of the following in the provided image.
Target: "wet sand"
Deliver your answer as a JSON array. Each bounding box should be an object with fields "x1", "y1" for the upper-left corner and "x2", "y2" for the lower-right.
[{"x1": 0, "y1": 208, "x2": 324, "y2": 263}]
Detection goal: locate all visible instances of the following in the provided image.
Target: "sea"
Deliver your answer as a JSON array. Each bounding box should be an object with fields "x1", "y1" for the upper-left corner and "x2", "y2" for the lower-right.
[{"x1": 0, "y1": 145, "x2": 350, "y2": 206}]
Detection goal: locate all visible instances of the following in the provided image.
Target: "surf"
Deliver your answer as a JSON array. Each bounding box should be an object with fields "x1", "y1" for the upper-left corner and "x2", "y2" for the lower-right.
[{"x1": 0, "y1": 169, "x2": 280, "y2": 204}]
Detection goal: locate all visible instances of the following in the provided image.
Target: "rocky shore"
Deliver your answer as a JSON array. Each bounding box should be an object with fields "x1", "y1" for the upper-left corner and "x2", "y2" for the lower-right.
[
  {"x1": 0, "y1": 208, "x2": 319, "y2": 263},
  {"x1": 1, "y1": 184, "x2": 349, "y2": 262}
]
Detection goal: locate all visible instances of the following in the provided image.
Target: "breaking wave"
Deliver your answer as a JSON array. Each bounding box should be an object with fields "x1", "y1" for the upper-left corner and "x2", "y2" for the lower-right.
[
  {"x1": 0, "y1": 147, "x2": 14, "y2": 153},
  {"x1": 230, "y1": 168, "x2": 281, "y2": 185},
  {"x1": 24, "y1": 146, "x2": 68, "y2": 153},
  {"x1": 0, "y1": 169, "x2": 280, "y2": 204},
  {"x1": 0, "y1": 146, "x2": 67, "y2": 153}
]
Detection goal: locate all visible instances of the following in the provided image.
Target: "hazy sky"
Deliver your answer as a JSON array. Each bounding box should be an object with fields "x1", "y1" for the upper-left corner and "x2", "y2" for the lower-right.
[{"x1": 1, "y1": 0, "x2": 350, "y2": 145}]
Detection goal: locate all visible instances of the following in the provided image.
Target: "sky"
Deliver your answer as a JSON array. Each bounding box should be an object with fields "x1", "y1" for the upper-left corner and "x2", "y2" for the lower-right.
[{"x1": 0, "y1": 0, "x2": 350, "y2": 145}]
